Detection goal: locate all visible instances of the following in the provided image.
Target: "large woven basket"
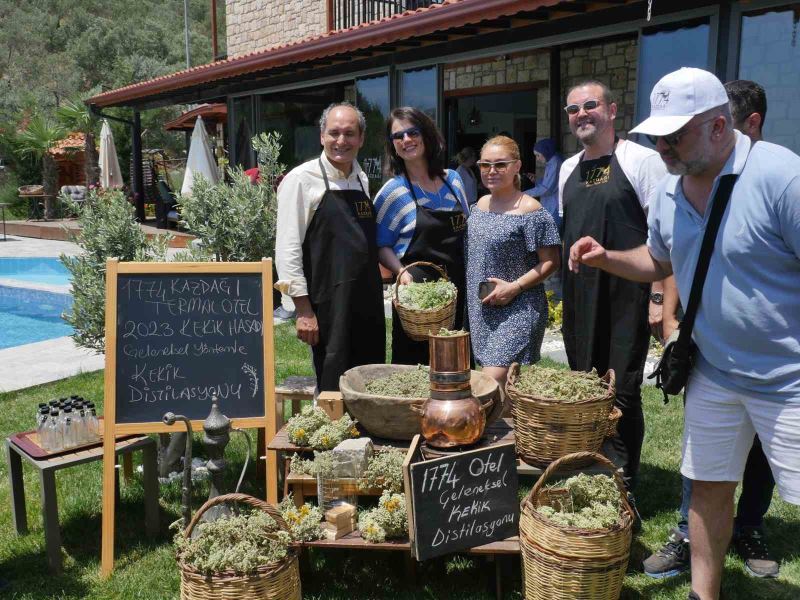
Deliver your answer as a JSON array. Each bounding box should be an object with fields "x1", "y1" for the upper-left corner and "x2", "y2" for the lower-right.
[
  {"x1": 393, "y1": 261, "x2": 457, "y2": 341},
  {"x1": 178, "y1": 493, "x2": 302, "y2": 600},
  {"x1": 507, "y1": 364, "x2": 616, "y2": 467},
  {"x1": 520, "y1": 452, "x2": 634, "y2": 600}
]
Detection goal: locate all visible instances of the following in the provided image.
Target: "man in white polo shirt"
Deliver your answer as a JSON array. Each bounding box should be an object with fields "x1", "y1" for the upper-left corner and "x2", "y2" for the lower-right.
[{"x1": 568, "y1": 67, "x2": 800, "y2": 600}]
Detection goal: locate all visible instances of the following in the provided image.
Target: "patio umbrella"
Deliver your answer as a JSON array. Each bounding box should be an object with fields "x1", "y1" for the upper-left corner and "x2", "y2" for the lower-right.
[
  {"x1": 181, "y1": 116, "x2": 219, "y2": 196},
  {"x1": 98, "y1": 119, "x2": 123, "y2": 189}
]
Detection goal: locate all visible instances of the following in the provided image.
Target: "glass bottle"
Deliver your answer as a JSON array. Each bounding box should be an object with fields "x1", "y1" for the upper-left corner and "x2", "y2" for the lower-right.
[
  {"x1": 37, "y1": 408, "x2": 51, "y2": 451},
  {"x1": 47, "y1": 409, "x2": 63, "y2": 452},
  {"x1": 88, "y1": 408, "x2": 100, "y2": 442},
  {"x1": 73, "y1": 405, "x2": 86, "y2": 444},
  {"x1": 62, "y1": 407, "x2": 75, "y2": 449}
]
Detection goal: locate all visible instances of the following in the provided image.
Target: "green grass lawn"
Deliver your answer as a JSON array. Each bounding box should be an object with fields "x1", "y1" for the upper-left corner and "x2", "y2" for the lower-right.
[{"x1": 1, "y1": 323, "x2": 799, "y2": 599}]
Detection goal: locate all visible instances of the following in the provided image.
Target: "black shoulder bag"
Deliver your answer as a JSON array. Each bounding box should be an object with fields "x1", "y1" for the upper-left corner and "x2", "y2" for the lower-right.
[{"x1": 648, "y1": 174, "x2": 738, "y2": 403}]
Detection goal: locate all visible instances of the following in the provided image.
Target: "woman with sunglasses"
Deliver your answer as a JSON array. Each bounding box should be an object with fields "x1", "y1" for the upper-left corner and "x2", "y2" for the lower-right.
[
  {"x1": 466, "y1": 136, "x2": 561, "y2": 388},
  {"x1": 374, "y1": 107, "x2": 470, "y2": 365}
]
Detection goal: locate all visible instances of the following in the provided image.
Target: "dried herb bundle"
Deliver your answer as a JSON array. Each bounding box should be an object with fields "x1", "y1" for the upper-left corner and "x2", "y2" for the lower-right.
[
  {"x1": 174, "y1": 510, "x2": 290, "y2": 573},
  {"x1": 286, "y1": 406, "x2": 360, "y2": 449},
  {"x1": 515, "y1": 365, "x2": 604, "y2": 402},
  {"x1": 288, "y1": 454, "x2": 314, "y2": 476},
  {"x1": 365, "y1": 365, "x2": 430, "y2": 398},
  {"x1": 279, "y1": 495, "x2": 325, "y2": 542},
  {"x1": 359, "y1": 449, "x2": 406, "y2": 494},
  {"x1": 435, "y1": 328, "x2": 464, "y2": 337},
  {"x1": 536, "y1": 473, "x2": 622, "y2": 529},
  {"x1": 358, "y1": 491, "x2": 408, "y2": 543},
  {"x1": 397, "y1": 280, "x2": 457, "y2": 310}
]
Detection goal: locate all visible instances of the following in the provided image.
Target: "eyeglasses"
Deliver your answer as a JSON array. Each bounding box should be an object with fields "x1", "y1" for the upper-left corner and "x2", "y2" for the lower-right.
[
  {"x1": 477, "y1": 160, "x2": 515, "y2": 173},
  {"x1": 645, "y1": 116, "x2": 718, "y2": 148},
  {"x1": 564, "y1": 99, "x2": 603, "y2": 115},
  {"x1": 388, "y1": 127, "x2": 422, "y2": 141}
]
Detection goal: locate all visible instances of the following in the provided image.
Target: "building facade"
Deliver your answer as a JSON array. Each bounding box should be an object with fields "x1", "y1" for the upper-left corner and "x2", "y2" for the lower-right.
[{"x1": 89, "y1": 0, "x2": 800, "y2": 210}]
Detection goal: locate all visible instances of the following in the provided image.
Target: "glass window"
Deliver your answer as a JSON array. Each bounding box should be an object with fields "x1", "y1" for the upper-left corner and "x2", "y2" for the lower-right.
[
  {"x1": 399, "y1": 67, "x2": 438, "y2": 122},
  {"x1": 232, "y1": 96, "x2": 255, "y2": 169},
  {"x1": 738, "y1": 4, "x2": 800, "y2": 153},
  {"x1": 356, "y1": 74, "x2": 390, "y2": 195},
  {"x1": 635, "y1": 21, "x2": 711, "y2": 144}
]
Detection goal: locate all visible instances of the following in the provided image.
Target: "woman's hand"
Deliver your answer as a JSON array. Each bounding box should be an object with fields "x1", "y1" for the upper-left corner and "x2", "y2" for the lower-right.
[
  {"x1": 398, "y1": 271, "x2": 413, "y2": 285},
  {"x1": 481, "y1": 277, "x2": 521, "y2": 307}
]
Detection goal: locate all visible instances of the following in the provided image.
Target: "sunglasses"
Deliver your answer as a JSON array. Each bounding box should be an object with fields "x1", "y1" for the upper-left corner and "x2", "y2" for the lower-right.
[
  {"x1": 564, "y1": 99, "x2": 603, "y2": 115},
  {"x1": 645, "y1": 116, "x2": 718, "y2": 148},
  {"x1": 477, "y1": 160, "x2": 516, "y2": 173},
  {"x1": 388, "y1": 127, "x2": 422, "y2": 141}
]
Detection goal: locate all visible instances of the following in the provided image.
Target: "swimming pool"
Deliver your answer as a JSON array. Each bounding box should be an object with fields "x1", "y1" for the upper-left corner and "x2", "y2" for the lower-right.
[
  {"x1": 0, "y1": 257, "x2": 72, "y2": 286},
  {"x1": 0, "y1": 281, "x2": 74, "y2": 350}
]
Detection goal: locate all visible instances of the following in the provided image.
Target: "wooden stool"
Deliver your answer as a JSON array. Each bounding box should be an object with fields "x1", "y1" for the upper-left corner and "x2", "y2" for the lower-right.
[{"x1": 5, "y1": 435, "x2": 159, "y2": 573}]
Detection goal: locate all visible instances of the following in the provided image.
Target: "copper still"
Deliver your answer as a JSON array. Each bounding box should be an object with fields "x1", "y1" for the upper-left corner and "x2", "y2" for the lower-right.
[{"x1": 417, "y1": 331, "x2": 488, "y2": 448}]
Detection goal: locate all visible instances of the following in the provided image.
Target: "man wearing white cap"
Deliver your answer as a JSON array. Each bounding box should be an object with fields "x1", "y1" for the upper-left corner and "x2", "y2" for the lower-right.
[{"x1": 568, "y1": 67, "x2": 800, "y2": 600}]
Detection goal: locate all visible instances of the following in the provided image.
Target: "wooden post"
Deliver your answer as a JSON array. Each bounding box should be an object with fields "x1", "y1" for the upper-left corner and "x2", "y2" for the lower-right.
[
  {"x1": 101, "y1": 258, "x2": 119, "y2": 577},
  {"x1": 262, "y1": 258, "x2": 278, "y2": 504}
]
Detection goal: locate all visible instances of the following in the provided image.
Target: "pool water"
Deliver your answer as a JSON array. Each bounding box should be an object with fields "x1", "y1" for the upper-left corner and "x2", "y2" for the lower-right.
[
  {"x1": 0, "y1": 285, "x2": 74, "y2": 349},
  {"x1": 0, "y1": 257, "x2": 72, "y2": 286}
]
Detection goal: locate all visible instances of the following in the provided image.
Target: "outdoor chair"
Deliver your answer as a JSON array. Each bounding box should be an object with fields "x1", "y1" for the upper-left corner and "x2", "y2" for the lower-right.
[
  {"x1": 60, "y1": 185, "x2": 87, "y2": 216},
  {"x1": 156, "y1": 180, "x2": 180, "y2": 229}
]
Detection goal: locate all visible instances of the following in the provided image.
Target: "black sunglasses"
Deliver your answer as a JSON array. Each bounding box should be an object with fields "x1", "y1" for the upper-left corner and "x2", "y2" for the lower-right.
[
  {"x1": 564, "y1": 99, "x2": 602, "y2": 115},
  {"x1": 645, "y1": 116, "x2": 718, "y2": 148},
  {"x1": 389, "y1": 127, "x2": 422, "y2": 141}
]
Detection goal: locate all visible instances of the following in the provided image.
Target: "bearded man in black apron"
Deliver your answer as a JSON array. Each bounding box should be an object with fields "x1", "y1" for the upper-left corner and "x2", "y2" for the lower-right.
[
  {"x1": 558, "y1": 81, "x2": 669, "y2": 490},
  {"x1": 275, "y1": 103, "x2": 385, "y2": 391}
]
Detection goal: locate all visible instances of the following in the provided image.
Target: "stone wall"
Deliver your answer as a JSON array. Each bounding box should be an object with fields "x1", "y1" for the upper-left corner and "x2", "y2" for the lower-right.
[
  {"x1": 560, "y1": 37, "x2": 638, "y2": 155},
  {"x1": 225, "y1": 0, "x2": 327, "y2": 58}
]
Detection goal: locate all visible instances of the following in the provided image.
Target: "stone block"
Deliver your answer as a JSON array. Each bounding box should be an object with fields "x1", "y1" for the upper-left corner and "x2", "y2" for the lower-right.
[
  {"x1": 333, "y1": 437, "x2": 374, "y2": 478},
  {"x1": 573, "y1": 47, "x2": 588, "y2": 57},
  {"x1": 607, "y1": 54, "x2": 625, "y2": 69},
  {"x1": 496, "y1": 71, "x2": 506, "y2": 85},
  {"x1": 567, "y1": 57, "x2": 583, "y2": 76}
]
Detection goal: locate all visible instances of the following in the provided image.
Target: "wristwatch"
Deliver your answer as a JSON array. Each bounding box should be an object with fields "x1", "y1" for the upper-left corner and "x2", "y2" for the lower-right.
[{"x1": 649, "y1": 292, "x2": 664, "y2": 305}]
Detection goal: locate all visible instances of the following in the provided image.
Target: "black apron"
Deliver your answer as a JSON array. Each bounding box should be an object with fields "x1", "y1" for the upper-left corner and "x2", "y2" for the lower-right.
[
  {"x1": 302, "y1": 159, "x2": 386, "y2": 391},
  {"x1": 561, "y1": 146, "x2": 650, "y2": 487},
  {"x1": 392, "y1": 175, "x2": 467, "y2": 365}
]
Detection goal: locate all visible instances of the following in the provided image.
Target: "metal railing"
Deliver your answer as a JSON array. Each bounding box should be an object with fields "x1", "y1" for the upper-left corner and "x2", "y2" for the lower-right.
[{"x1": 331, "y1": 0, "x2": 446, "y2": 30}]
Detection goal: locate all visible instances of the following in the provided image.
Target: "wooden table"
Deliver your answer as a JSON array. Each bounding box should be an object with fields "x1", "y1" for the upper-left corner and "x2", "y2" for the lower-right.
[{"x1": 5, "y1": 435, "x2": 159, "y2": 573}]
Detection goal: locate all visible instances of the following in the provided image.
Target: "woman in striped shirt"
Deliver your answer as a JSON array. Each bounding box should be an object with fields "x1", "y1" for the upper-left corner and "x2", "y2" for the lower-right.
[{"x1": 374, "y1": 107, "x2": 469, "y2": 364}]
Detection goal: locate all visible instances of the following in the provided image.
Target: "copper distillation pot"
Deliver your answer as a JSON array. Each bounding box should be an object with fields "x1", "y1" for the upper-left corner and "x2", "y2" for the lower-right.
[{"x1": 415, "y1": 331, "x2": 489, "y2": 448}]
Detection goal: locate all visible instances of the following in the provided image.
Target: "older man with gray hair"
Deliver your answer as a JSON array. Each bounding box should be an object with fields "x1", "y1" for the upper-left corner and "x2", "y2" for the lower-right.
[
  {"x1": 569, "y1": 68, "x2": 800, "y2": 600},
  {"x1": 275, "y1": 102, "x2": 385, "y2": 391}
]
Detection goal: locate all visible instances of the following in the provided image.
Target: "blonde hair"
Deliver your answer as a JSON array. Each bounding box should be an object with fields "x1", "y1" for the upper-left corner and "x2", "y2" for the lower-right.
[{"x1": 481, "y1": 135, "x2": 521, "y2": 190}]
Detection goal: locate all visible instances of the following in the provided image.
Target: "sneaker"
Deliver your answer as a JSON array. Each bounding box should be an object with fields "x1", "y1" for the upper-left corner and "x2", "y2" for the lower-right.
[
  {"x1": 643, "y1": 528, "x2": 690, "y2": 579},
  {"x1": 734, "y1": 527, "x2": 779, "y2": 578},
  {"x1": 273, "y1": 306, "x2": 296, "y2": 323},
  {"x1": 687, "y1": 593, "x2": 701, "y2": 600}
]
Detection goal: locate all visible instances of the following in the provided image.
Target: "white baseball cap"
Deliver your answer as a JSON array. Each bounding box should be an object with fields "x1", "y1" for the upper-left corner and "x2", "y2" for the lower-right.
[{"x1": 630, "y1": 67, "x2": 729, "y2": 136}]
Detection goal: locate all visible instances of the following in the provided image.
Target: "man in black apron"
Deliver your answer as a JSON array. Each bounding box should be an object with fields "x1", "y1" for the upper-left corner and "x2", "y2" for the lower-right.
[
  {"x1": 392, "y1": 175, "x2": 467, "y2": 365},
  {"x1": 558, "y1": 81, "x2": 668, "y2": 490},
  {"x1": 275, "y1": 103, "x2": 385, "y2": 391}
]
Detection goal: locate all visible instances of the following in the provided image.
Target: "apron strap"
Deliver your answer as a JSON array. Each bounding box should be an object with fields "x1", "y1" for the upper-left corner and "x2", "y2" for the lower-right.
[
  {"x1": 404, "y1": 172, "x2": 462, "y2": 211},
  {"x1": 318, "y1": 158, "x2": 331, "y2": 192}
]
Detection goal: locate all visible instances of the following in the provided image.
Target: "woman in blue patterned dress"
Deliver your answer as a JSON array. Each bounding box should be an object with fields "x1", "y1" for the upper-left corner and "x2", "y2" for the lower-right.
[
  {"x1": 466, "y1": 135, "x2": 561, "y2": 387},
  {"x1": 374, "y1": 107, "x2": 469, "y2": 365}
]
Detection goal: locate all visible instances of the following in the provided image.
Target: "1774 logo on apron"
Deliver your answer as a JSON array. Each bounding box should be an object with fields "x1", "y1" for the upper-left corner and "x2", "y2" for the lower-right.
[
  {"x1": 584, "y1": 165, "x2": 611, "y2": 187},
  {"x1": 354, "y1": 200, "x2": 373, "y2": 219},
  {"x1": 450, "y1": 213, "x2": 467, "y2": 232}
]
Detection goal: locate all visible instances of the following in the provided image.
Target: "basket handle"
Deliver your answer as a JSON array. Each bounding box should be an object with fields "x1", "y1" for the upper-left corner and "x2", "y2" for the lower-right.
[
  {"x1": 183, "y1": 492, "x2": 291, "y2": 539},
  {"x1": 393, "y1": 261, "x2": 450, "y2": 302},
  {"x1": 602, "y1": 369, "x2": 616, "y2": 395},
  {"x1": 522, "y1": 451, "x2": 633, "y2": 518}
]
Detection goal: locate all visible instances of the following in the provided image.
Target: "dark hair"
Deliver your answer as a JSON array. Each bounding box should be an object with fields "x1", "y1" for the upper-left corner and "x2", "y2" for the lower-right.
[
  {"x1": 724, "y1": 80, "x2": 767, "y2": 129},
  {"x1": 385, "y1": 107, "x2": 446, "y2": 179},
  {"x1": 567, "y1": 80, "x2": 615, "y2": 105}
]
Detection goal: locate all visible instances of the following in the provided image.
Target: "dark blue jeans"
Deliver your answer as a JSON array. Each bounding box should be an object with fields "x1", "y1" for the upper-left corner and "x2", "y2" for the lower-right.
[{"x1": 678, "y1": 436, "x2": 775, "y2": 537}]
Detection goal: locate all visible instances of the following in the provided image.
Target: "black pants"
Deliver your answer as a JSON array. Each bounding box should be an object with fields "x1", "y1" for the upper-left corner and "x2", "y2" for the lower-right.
[
  {"x1": 737, "y1": 436, "x2": 776, "y2": 529},
  {"x1": 608, "y1": 389, "x2": 644, "y2": 491}
]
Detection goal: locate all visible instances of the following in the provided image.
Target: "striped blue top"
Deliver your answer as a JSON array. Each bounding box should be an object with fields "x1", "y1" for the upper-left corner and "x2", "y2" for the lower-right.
[{"x1": 373, "y1": 169, "x2": 469, "y2": 258}]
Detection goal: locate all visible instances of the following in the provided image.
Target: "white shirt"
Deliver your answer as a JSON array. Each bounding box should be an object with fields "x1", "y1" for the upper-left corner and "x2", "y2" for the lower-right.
[
  {"x1": 557, "y1": 139, "x2": 667, "y2": 216},
  {"x1": 275, "y1": 152, "x2": 369, "y2": 298}
]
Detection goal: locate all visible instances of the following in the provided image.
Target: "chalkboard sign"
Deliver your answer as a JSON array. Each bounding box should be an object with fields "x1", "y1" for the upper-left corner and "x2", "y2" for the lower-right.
[
  {"x1": 114, "y1": 273, "x2": 265, "y2": 423},
  {"x1": 102, "y1": 259, "x2": 277, "y2": 576},
  {"x1": 404, "y1": 437, "x2": 519, "y2": 561}
]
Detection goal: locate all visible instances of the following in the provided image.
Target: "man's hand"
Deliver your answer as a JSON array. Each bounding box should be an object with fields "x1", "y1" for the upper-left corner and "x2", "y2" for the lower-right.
[
  {"x1": 398, "y1": 271, "x2": 413, "y2": 286},
  {"x1": 568, "y1": 236, "x2": 607, "y2": 272},
  {"x1": 293, "y1": 296, "x2": 319, "y2": 346},
  {"x1": 662, "y1": 316, "x2": 680, "y2": 344},
  {"x1": 481, "y1": 278, "x2": 521, "y2": 307},
  {"x1": 649, "y1": 301, "x2": 664, "y2": 342}
]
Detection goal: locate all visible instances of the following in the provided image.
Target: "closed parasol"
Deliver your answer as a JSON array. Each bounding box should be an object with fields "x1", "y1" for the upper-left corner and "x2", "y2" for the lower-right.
[{"x1": 181, "y1": 116, "x2": 219, "y2": 196}]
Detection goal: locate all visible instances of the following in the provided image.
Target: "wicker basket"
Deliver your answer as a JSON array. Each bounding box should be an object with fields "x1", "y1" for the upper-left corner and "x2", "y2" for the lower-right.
[
  {"x1": 520, "y1": 452, "x2": 634, "y2": 600},
  {"x1": 393, "y1": 261, "x2": 457, "y2": 341},
  {"x1": 178, "y1": 493, "x2": 302, "y2": 600},
  {"x1": 507, "y1": 364, "x2": 616, "y2": 467}
]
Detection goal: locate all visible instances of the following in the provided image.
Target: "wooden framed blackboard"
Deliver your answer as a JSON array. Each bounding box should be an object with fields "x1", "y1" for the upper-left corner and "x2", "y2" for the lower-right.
[
  {"x1": 101, "y1": 259, "x2": 276, "y2": 576},
  {"x1": 403, "y1": 435, "x2": 519, "y2": 561}
]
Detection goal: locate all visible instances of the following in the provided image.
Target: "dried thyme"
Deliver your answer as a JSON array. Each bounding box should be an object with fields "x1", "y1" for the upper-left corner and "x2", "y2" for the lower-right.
[
  {"x1": 365, "y1": 365, "x2": 430, "y2": 398},
  {"x1": 279, "y1": 495, "x2": 325, "y2": 542},
  {"x1": 435, "y1": 328, "x2": 464, "y2": 337},
  {"x1": 358, "y1": 491, "x2": 408, "y2": 543},
  {"x1": 536, "y1": 473, "x2": 622, "y2": 529},
  {"x1": 515, "y1": 365, "x2": 604, "y2": 402},
  {"x1": 397, "y1": 280, "x2": 457, "y2": 311},
  {"x1": 359, "y1": 449, "x2": 406, "y2": 494}
]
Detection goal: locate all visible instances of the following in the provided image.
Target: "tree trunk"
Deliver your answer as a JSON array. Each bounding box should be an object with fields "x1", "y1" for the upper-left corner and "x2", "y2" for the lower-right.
[
  {"x1": 42, "y1": 154, "x2": 58, "y2": 218},
  {"x1": 84, "y1": 132, "x2": 99, "y2": 188}
]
